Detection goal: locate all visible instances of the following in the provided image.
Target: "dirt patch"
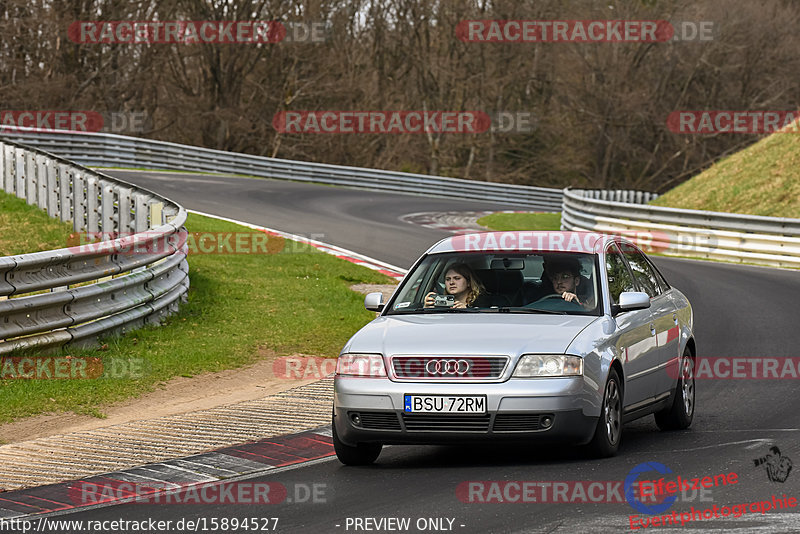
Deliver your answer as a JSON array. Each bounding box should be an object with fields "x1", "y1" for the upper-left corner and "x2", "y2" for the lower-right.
[{"x1": 0, "y1": 349, "x2": 321, "y2": 444}]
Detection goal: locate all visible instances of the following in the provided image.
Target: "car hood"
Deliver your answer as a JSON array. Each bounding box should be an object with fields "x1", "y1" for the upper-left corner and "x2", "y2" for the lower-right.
[{"x1": 344, "y1": 313, "x2": 599, "y2": 357}]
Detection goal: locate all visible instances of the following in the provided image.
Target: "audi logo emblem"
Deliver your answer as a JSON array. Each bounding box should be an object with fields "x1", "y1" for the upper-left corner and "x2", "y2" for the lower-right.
[{"x1": 425, "y1": 359, "x2": 471, "y2": 375}]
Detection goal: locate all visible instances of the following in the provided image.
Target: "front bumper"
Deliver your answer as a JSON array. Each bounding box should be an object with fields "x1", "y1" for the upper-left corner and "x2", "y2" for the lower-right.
[{"x1": 333, "y1": 375, "x2": 601, "y2": 446}]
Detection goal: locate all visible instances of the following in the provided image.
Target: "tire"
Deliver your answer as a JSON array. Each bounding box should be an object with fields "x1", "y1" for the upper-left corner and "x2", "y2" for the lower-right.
[
  {"x1": 655, "y1": 348, "x2": 695, "y2": 431},
  {"x1": 332, "y1": 418, "x2": 382, "y2": 466},
  {"x1": 588, "y1": 368, "x2": 623, "y2": 458}
]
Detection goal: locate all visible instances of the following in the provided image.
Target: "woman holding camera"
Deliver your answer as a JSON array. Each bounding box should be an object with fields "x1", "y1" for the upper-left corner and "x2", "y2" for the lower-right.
[{"x1": 423, "y1": 263, "x2": 485, "y2": 308}]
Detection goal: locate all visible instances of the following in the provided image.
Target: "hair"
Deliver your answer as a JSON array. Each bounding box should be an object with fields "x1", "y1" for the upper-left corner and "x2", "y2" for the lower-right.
[
  {"x1": 445, "y1": 263, "x2": 484, "y2": 306},
  {"x1": 543, "y1": 255, "x2": 583, "y2": 277}
]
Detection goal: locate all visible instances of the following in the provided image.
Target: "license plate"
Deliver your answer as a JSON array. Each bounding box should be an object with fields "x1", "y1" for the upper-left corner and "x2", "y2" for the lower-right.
[{"x1": 404, "y1": 395, "x2": 486, "y2": 414}]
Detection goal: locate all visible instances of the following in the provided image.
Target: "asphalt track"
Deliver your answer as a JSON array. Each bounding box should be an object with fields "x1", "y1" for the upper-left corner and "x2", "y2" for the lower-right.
[{"x1": 39, "y1": 170, "x2": 800, "y2": 532}]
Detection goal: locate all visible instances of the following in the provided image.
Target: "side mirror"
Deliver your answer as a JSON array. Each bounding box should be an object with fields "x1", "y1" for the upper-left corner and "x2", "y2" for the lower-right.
[
  {"x1": 364, "y1": 292, "x2": 385, "y2": 312},
  {"x1": 612, "y1": 291, "x2": 651, "y2": 315}
]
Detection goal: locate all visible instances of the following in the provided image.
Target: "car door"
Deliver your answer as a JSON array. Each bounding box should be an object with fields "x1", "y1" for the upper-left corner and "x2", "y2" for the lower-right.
[
  {"x1": 619, "y1": 242, "x2": 681, "y2": 399},
  {"x1": 605, "y1": 242, "x2": 661, "y2": 411}
]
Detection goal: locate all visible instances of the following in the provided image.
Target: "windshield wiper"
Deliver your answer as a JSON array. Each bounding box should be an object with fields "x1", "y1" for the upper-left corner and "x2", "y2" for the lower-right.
[
  {"x1": 498, "y1": 306, "x2": 566, "y2": 315},
  {"x1": 390, "y1": 307, "x2": 483, "y2": 314}
]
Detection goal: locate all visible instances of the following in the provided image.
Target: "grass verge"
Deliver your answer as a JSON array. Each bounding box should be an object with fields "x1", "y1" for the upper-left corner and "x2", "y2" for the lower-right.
[
  {"x1": 478, "y1": 212, "x2": 562, "y2": 231},
  {"x1": 0, "y1": 191, "x2": 73, "y2": 255},
  {"x1": 0, "y1": 213, "x2": 392, "y2": 424}
]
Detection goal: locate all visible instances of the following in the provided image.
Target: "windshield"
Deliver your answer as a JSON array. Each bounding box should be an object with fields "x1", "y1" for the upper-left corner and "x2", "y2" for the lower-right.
[{"x1": 387, "y1": 251, "x2": 601, "y2": 316}]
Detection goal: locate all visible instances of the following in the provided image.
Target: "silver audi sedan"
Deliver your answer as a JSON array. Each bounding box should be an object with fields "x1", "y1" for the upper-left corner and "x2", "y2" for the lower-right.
[{"x1": 332, "y1": 231, "x2": 696, "y2": 464}]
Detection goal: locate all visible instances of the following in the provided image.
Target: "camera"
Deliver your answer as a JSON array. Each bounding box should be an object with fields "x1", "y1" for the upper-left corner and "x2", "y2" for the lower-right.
[{"x1": 433, "y1": 294, "x2": 455, "y2": 307}]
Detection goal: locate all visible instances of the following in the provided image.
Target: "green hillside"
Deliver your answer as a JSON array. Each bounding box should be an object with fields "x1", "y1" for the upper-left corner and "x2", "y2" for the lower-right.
[{"x1": 651, "y1": 124, "x2": 800, "y2": 218}]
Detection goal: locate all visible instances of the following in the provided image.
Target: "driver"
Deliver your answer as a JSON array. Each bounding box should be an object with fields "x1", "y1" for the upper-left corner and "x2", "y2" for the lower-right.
[{"x1": 540, "y1": 256, "x2": 593, "y2": 309}]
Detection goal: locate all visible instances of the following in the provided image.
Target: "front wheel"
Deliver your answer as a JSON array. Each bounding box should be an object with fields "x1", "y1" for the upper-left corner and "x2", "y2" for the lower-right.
[
  {"x1": 588, "y1": 368, "x2": 623, "y2": 457},
  {"x1": 655, "y1": 348, "x2": 695, "y2": 431},
  {"x1": 332, "y1": 418, "x2": 382, "y2": 465}
]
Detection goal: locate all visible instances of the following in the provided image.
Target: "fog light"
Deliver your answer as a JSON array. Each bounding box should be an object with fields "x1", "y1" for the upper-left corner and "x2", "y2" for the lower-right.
[
  {"x1": 350, "y1": 413, "x2": 362, "y2": 426},
  {"x1": 541, "y1": 416, "x2": 553, "y2": 429}
]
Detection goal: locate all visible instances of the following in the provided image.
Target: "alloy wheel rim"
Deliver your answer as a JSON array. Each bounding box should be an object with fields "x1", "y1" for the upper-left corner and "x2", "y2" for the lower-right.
[
  {"x1": 681, "y1": 357, "x2": 695, "y2": 417},
  {"x1": 604, "y1": 380, "x2": 621, "y2": 444}
]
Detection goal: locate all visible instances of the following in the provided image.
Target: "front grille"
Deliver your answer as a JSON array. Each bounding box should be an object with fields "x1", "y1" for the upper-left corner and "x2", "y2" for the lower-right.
[
  {"x1": 493, "y1": 413, "x2": 554, "y2": 432},
  {"x1": 354, "y1": 412, "x2": 401, "y2": 430},
  {"x1": 392, "y1": 356, "x2": 508, "y2": 379},
  {"x1": 402, "y1": 414, "x2": 491, "y2": 432}
]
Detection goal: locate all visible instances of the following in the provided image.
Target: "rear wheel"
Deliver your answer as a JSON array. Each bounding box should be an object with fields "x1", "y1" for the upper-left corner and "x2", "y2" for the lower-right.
[
  {"x1": 332, "y1": 418, "x2": 382, "y2": 466},
  {"x1": 588, "y1": 368, "x2": 623, "y2": 457},
  {"x1": 655, "y1": 348, "x2": 695, "y2": 430}
]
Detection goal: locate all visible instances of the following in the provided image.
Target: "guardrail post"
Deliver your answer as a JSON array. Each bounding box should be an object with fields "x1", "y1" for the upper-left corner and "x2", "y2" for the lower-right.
[
  {"x1": 118, "y1": 187, "x2": 133, "y2": 235},
  {"x1": 101, "y1": 181, "x2": 116, "y2": 236},
  {"x1": 15, "y1": 148, "x2": 25, "y2": 198},
  {"x1": 95, "y1": 182, "x2": 118, "y2": 284},
  {"x1": 0, "y1": 141, "x2": 5, "y2": 192},
  {"x1": 37, "y1": 154, "x2": 48, "y2": 211},
  {"x1": 1, "y1": 144, "x2": 11, "y2": 194},
  {"x1": 73, "y1": 172, "x2": 86, "y2": 232},
  {"x1": 86, "y1": 176, "x2": 99, "y2": 233},
  {"x1": 134, "y1": 193, "x2": 149, "y2": 233},
  {"x1": 46, "y1": 159, "x2": 58, "y2": 216},
  {"x1": 58, "y1": 164, "x2": 72, "y2": 223},
  {"x1": 25, "y1": 151, "x2": 37, "y2": 205}
]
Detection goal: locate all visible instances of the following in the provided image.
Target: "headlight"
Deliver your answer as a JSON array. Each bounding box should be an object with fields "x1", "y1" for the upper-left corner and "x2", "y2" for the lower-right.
[
  {"x1": 336, "y1": 353, "x2": 387, "y2": 377},
  {"x1": 512, "y1": 355, "x2": 583, "y2": 377}
]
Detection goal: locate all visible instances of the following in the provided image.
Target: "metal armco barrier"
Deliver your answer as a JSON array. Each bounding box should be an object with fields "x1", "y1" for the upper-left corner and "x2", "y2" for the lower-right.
[
  {"x1": 0, "y1": 137, "x2": 189, "y2": 354},
  {"x1": 562, "y1": 188, "x2": 800, "y2": 268},
  {"x1": 5, "y1": 128, "x2": 797, "y2": 270},
  {"x1": 0, "y1": 128, "x2": 563, "y2": 211}
]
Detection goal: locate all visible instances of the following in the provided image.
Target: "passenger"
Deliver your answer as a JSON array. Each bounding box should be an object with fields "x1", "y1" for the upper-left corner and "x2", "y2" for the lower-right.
[
  {"x1": 540, "y1": 256, "x2": 594, "y2": 309},
  {"x1": 423, "y1": 263, "x2": 485, "y2": 308}
]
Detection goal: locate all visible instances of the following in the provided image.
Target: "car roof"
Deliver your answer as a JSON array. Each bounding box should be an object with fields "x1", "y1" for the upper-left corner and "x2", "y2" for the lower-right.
[{"x1": 426, "y1": 231, "x2": 620, "y2": 255}]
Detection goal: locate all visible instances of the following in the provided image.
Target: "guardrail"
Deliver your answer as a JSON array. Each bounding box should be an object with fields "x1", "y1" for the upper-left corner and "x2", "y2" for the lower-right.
[
  {"x1": 0, "y1": 128, "x2": 563, "y2": 211},
  {"x1": 562, "y1": 188, "x2": 800, "y2": 268},
  {"x1": 0, "y1": 137, "x2": 189, "y2": 354},
  {"x1": 6, "y1": 128, "x2": 796, "y2": 270}
]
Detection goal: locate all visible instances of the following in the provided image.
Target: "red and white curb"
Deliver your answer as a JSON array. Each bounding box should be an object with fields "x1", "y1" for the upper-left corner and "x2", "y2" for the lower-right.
[
  {"x1": 400, "y1": 210, "x2": 531, "y2": 234},
  {"x1": 0, "y1": 427, "x2": 334, "y2": 519}
]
